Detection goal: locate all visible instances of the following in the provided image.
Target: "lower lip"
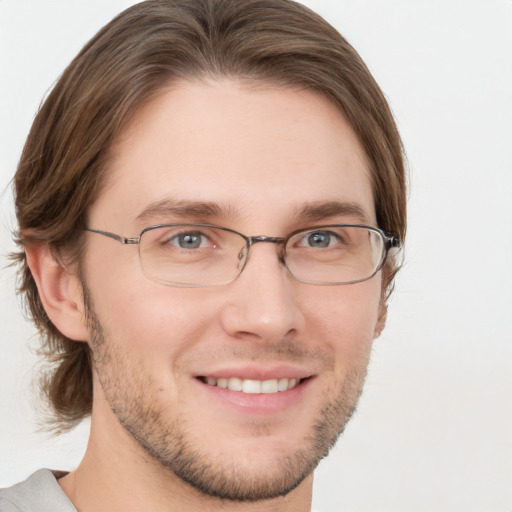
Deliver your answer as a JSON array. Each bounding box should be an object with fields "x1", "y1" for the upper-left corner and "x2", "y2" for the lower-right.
[{"x1": 195, "y1": 378, "x2": 313, "y2": 415}]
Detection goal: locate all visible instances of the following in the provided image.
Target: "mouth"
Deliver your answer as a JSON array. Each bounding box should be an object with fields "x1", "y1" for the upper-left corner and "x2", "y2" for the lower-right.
[{"x1": 197, "y1": 376, "x2": 309, "y2": 394}]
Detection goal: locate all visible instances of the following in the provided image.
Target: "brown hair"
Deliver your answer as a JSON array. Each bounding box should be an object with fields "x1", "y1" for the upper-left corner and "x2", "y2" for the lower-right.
[{"x1": 13, "y1": 0, "x2": 406, "y2": 431}]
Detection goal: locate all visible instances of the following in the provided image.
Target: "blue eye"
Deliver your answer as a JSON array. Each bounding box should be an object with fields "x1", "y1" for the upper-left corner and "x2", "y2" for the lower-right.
[
  {"x1": 170, "y1": 232, "x2": 207, "y2": 249},
  {"x1": 305, "y1": 231, "x2": 339, "y2": 248}
]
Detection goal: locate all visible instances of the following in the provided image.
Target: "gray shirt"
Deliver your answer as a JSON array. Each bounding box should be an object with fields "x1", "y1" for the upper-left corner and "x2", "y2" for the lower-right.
[{"x1": 0, "y1": 469, "x2": 76, "y2": 512}]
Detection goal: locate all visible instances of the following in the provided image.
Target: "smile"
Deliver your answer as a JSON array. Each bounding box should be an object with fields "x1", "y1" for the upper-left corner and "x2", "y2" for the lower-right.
[{"x1": 199, "y1": 376, "x2": 303, "y2": 394}]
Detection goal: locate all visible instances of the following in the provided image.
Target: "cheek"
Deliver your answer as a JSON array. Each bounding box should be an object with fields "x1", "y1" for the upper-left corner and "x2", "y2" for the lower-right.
[
  {"x1": 84, "y1": 258, "x2": 224, "y2": 384},
  {"x1": 302, "y1": 279, "x2": 382, "y2": 369},
  {"x1": 92, "y1": 283, "x2": 213, "y2": 349}
]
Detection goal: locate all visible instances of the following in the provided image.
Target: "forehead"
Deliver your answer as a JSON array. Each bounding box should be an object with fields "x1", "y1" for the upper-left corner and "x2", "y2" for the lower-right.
[{"x1": 90, "y1": 79, "x2": 375, "y2": 231}]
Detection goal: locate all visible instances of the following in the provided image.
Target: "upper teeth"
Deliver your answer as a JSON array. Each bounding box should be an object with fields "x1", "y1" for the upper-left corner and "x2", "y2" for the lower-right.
[{"x1": 204, "y1": 377, "x2": 299, "y2": 394}]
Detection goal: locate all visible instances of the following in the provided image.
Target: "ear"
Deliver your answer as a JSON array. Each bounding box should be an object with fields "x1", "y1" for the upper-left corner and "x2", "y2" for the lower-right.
[
  {"x1": 25, "y1": 243, "x2": 89, "y2": 342},
  {"x1": 374, "y1": 301, "x2": 388, "y2": 339}
]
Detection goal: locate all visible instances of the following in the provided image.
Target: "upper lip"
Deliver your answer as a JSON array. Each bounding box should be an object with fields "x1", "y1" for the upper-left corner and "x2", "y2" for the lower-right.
[{"x1": 194, "y1": 364, "x2": 316, "y2": 381}]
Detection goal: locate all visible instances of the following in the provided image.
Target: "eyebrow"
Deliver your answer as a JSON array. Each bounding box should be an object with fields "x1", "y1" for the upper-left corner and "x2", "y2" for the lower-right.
[
  {"x1": 136, "y1": 199, "x2": 240, "y2": 223},
  {"x1": 294, "y1": 200, "x2": 371, "y2": 224},
  {"x1": 136, "y1": 198, "x2": 371, "y2": 226}
]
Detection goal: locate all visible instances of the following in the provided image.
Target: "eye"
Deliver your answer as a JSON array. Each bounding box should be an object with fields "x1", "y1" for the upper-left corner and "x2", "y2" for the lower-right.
[
  {"x1": 168, "y1": 231, "x2": 210, "y2": 249},
  {"x1": 302, "y1": 230, "x2": 341, "y2": 248}
]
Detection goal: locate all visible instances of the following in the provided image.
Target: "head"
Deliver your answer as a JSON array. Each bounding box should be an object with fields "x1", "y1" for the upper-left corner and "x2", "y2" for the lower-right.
[{"x1": 13, "y1": 0, "x2": 406, "y2": 502}]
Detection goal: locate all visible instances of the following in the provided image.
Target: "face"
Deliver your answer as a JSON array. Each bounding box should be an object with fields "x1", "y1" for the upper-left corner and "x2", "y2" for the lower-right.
[{"x1": 81, "y1": 79, "x2": 384, "y2": 501}]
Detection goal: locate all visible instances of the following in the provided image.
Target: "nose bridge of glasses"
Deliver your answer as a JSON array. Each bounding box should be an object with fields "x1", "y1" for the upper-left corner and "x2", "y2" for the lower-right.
[
  {"x1": 248, "y1": 236, "x2": 286, "y2": 259},
  {"x1": 248, "y1": 235, "x2": 285, "y2": 245}
]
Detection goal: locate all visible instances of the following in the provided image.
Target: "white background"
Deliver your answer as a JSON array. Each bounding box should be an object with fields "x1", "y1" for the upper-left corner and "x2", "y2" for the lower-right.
[{"x1": 1, "y1": 1, "x2": 511, "y2": 511}]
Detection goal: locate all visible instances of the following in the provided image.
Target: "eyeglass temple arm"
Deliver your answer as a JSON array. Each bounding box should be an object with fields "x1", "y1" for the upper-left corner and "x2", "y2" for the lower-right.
[{"x1": 85, "y1": 228, "x2": 140, "y2": 245}]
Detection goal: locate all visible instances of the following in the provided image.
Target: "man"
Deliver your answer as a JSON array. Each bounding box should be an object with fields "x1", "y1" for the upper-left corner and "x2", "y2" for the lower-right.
[{"x1": 1, "y1": 0, "x2": 406, "y2": 510}]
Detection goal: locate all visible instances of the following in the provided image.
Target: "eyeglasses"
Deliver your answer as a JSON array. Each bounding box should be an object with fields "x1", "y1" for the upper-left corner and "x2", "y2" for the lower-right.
[{"x1": 85, "y1": 223, "x2": 399, "y2": 287}]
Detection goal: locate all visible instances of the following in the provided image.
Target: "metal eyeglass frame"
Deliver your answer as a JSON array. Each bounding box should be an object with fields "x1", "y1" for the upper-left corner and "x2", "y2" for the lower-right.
[{"x1": 85, "y1": 223, "x2": 400, "y2": 287}]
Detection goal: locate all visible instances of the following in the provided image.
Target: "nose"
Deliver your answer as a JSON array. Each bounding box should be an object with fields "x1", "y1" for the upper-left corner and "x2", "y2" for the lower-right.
[{"x1": 219, "y1": 242, "x2": 305, "y2": 343}]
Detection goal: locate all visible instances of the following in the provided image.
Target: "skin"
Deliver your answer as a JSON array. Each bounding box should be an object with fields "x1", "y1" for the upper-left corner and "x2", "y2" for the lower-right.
[{"x1": 31, "y1": 79, "x2": 386, "y2": 512}]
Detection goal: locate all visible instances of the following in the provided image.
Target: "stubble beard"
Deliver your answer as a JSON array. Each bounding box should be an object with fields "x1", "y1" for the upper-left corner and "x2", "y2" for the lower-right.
[{"x1": 85, "y1": 295, "x2": 369, "y2": 502}]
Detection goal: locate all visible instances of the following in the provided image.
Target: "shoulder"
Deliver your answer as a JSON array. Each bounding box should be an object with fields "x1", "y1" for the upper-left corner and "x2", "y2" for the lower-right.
[{"x1": 0, "y1": 469, "x2": 76, "y2": 512}]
